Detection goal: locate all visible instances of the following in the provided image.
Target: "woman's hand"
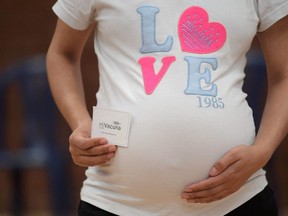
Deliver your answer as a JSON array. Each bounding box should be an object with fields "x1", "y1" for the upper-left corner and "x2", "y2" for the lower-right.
[
  {"x1": 181, "y1": 144, "x2": 270, "y2": 203},
  {"x1": 69, "y1": 125, "x2": 117, "y2": 167}
]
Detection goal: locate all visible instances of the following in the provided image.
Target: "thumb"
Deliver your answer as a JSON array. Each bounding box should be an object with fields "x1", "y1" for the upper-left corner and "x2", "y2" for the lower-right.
[
  {"x1": 209, "y1": 166, "x2": 220, "y2": 177},
  {"x1": 210, "y1": 149, "x2": 239, "y2": 177}
]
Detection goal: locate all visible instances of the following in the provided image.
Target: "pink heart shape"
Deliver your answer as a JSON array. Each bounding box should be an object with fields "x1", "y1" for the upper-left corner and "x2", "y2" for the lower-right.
[{"x1": 178, "y1": 6, "x2": 227, "y2": 54}]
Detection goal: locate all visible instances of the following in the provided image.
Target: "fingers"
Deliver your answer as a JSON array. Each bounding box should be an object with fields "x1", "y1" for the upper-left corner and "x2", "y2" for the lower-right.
[
  {"x1": 69, "y1": 129, "x2": 117, "y2": 167},
  {"x1": 181, "y1": 145, "x2": 257, "y2": 203},
  {"x1": 209, "y1": 146, "x2": 243, "y2": 176},
  {"x1": 184, "y1": 149, "x2": 242, "y2": 193},
  {"x1": 70, "y1": 140, "x2": 117, "y2": 167},
  {"x1": 181, "y1": 175, "x2": 239, "y2": 203},
  {"x1": 69, "y1": 130, "x2": 107, "y2": 150},
  {"x1": 71, "y1": 149, "x2": 116, "y2": 167},
  {"x1": 182, "y1": 184, "x2": 230, "y2": 203},
  {"x1": 182, "y1": 161, "x2": 243, "y2": 203},
  {"x1": 183, "y1": 174, "x2": 226, "y2": 194}
]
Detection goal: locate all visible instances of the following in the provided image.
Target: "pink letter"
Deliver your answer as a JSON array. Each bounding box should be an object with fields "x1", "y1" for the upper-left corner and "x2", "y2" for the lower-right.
[{"x1": 138, "y1": 56, "x2": 176, "y2": 94}]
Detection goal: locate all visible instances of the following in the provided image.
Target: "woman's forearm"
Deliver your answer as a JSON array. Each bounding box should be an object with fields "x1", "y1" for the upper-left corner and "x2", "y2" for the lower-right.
[
  {"x1": 46, "y1": 50, "x2": 92, "y2": 130},
  {"x1": 253, "y1": 77, "x2": 288, "y2": 161}
]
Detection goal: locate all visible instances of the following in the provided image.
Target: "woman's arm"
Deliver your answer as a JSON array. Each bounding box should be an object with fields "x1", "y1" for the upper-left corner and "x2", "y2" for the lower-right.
[
  {"x1": 254, "y1": 16, "x2": 288, "y2": 158},
  {"x1": 181, "y1": 16, "x2": 288, "y2": 203},
  {"x1": 47, "y1": 19, "x2": 93, "y2": 130},
  {"x1": 47, "y1": 19, "x2": 117, "y2": 167}
]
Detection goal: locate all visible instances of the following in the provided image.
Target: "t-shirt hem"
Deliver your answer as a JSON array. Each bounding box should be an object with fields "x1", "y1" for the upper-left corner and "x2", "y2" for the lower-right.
[{"x1": 80, "y1": 176, "x2": 267, "y2": 216}]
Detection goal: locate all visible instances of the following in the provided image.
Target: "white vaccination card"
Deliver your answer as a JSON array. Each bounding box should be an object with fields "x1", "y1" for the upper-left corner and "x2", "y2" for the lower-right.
[{"x1": 91, "y1": 107, "x2": 132, "y2": 147}]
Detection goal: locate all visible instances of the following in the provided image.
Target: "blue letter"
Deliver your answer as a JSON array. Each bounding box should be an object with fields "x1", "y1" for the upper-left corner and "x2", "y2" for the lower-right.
[
  {"x1": 184, "y1": 57, "x2": 218, "y2": 96},
  {"x1": 137, "y1": 6, "x2": 173, "y2": 53}
]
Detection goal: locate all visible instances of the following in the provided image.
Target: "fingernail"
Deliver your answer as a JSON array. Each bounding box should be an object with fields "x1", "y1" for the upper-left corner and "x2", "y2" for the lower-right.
[
  {"x1": 109, "y1": 146, "x2": 117, "y2": 152},
  {"x1": 184, "y1": 188, "x2": 193, "y2": 193},
  {"x1": 210, "y1": 167, "x2": 218, "y2": 176},
  {"x1": 107, "y1": 153, "x2": 115, "y2": 158},
  {"x1": 99, "y1": 139, "x2": 108, "y2": 144},
  {"x1": 182, "y1": 194, "x2": 189, "y2": 199}
]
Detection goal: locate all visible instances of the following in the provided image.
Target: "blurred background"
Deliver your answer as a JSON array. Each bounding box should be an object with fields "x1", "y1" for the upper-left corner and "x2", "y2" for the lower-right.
[{"x1": 0, "y1": 1, "x2": 287, "y2": 216}]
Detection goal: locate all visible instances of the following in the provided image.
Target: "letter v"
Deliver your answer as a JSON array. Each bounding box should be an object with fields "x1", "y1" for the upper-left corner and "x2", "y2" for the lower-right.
[{"x1": 138, "y1": 56, "x2": 176, "y2": 95}]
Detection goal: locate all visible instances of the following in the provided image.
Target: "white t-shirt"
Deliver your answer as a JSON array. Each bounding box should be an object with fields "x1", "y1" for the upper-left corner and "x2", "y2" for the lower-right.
[{"x1": 53, "y1": 1, "x2": 288, "y2": 215}]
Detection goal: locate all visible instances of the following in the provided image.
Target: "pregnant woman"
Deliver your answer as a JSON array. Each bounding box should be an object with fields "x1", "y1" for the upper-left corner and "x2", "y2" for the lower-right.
[{"x1": 47, "y1": 1, "x2": 288, "y2": 215}]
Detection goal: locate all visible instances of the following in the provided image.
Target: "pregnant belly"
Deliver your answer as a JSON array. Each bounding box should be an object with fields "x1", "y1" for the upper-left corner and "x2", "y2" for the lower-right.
[{"x1": 91, "y1": 110, "x2": 255, "y2": 201}]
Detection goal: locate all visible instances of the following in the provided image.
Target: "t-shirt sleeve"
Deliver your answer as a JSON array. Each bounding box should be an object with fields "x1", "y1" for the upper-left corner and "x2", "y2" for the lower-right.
[
  {"x1": 257, "y1": 0, "x2": 288, "y2": 32},
  {"x1": 52, "y1": 0, "x2": 96, "y2": 30}
]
